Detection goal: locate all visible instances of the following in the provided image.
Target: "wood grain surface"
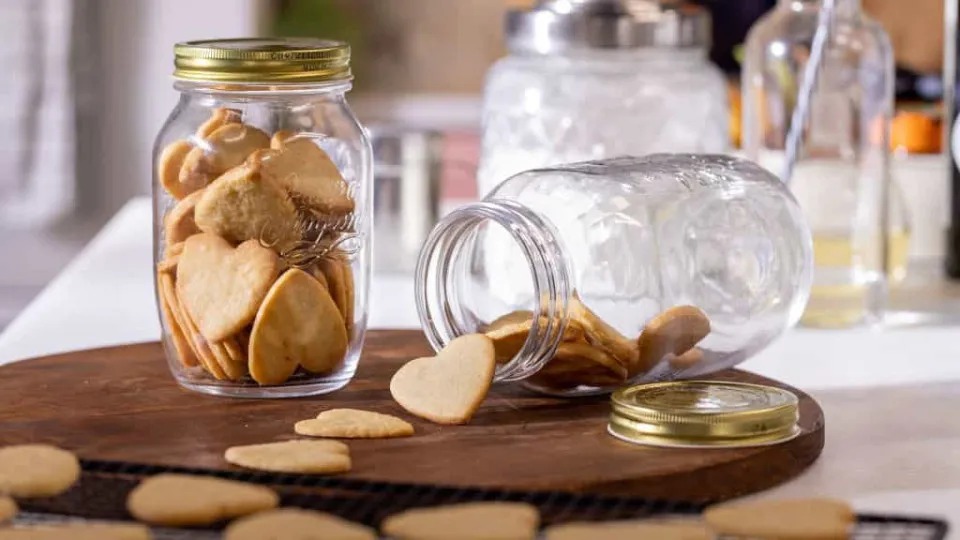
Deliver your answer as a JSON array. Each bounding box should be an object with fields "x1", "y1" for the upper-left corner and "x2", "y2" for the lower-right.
[{"x1": 0, "y1": 330, "x2": 825, "y2": 502}]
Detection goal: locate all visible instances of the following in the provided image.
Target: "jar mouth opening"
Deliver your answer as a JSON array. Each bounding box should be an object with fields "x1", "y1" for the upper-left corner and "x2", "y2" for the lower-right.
[{"x1": 415, "y1": 200, "x2": 573, "y2": 381}]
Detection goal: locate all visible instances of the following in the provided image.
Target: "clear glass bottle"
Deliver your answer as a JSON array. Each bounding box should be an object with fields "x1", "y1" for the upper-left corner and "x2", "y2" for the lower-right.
[
  {"x1": 416, "y1": 155, "x2": 813, "y2": 396},
  {"x1": 742, "y1": 0, "x2": 904, "y2": 328},
  {"x1": 476, "y1": 0, "x2": 729, "y2": 198},
  {"x1": 152, "y1": 39, "x2": 371, "y2": 398}
]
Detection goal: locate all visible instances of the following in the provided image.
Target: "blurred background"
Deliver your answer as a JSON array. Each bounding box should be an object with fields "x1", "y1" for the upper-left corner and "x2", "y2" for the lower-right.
[{"x1": 0, "y1": 0, "x2": 947, "y2": 328}]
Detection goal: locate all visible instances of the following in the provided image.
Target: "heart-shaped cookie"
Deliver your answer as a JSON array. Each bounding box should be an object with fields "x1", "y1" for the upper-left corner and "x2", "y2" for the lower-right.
[
  {"x1": 484, "y1": 310, "x2": 587, "y2": 365},
  {"x1": 196, "y1": 107, "x2": 240, "y2": 139},
  {"x1": 316, "y1": 255, "x2": 354, "y2": 333},
  {"x1": 176, "y1": 233, "x2": 281, "y2": 342},
  {"x1": 637, "y1": 305, "x2": 711, "y2": 374},
  {"x1": 248, "y1": 268, "x2": 348, "y2": 385},
  {"x1": 389, "y1": 334, "x2": 496, "y2": 425},
  {"x1": 260, "y1": 137, "x2": 354, "y2": 216},
  {"x1": 157, "y1": 272, "x2": 200, "y2": 369},
  {"x1": 179, "y1": 123, "x2": 270, "y2": 193},
  {"x1": 703, "y1": 498, "x2": 854, "y2": 539},
  {"x1": 530, "y1": 341, "x2": 627, "y2": 390},
  {"x1": 163, "y1": 189, "x2": 203, "y2": 250},
  {"x1": 569, "y1": 296, "x2": 640, "y2": 375},
  {"x1": 158, "y1": 140, "x2": 194, "y2": 200},
  {"x1": 193, "y1": 157, "x2": 300, "y2": 250}
]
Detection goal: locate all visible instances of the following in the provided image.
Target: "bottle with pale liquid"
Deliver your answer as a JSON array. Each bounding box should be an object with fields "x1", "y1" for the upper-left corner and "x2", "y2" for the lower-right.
[{"x1": 742, "y1": 0, "x2": 906, "y2": 328}]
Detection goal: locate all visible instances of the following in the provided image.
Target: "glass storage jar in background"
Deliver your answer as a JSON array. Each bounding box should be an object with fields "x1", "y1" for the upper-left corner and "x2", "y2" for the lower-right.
[
  {"x1": 476, "y1": 0, "x2": 729, "y2": 198},
  {"x1": 742, "y1": 0, "x2": 904, "y2": 328},
  {"x1": 152, "y1": 39, "x2": 371, "y2": 398},
  {"x1": 416, "y1": 155, "x2": 812, "y2": 396}
]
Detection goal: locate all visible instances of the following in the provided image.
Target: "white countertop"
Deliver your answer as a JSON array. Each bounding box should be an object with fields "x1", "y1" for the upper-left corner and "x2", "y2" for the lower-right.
[{"x1": 2, "y1": 197, "x2": 959, "y2": 532}]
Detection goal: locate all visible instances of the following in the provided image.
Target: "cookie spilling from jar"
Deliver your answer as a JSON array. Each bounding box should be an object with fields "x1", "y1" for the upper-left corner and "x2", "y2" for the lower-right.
[
  {"x1": 155, "y1": 108, "x2": 357, "y2": 385},
  {"x1": 484, "y1": 297, "x2": 712, "y2": 392}
]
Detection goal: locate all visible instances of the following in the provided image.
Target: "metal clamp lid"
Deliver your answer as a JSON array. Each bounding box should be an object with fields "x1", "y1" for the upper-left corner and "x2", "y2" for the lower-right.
[{"x1": 505, "y1": 0, "x2": 711, "y2": 54}]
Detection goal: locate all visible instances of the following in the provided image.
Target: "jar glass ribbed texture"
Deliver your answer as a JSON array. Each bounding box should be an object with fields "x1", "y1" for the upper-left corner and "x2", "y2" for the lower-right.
[
  {"x1": 417, "y1": 155, "x2": 813, "y2": 396},
  {"x1": 476, "y1": 49, "x2": 730, "y2": 198}
]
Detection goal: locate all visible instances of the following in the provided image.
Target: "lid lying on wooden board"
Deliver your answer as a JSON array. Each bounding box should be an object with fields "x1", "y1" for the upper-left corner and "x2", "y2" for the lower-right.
[{"x1": 609, "y1": 381, "x2": 801, "y2": 449}]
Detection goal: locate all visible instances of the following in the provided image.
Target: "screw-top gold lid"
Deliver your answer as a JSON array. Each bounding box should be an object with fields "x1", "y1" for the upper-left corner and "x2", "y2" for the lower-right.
[
  {"x1": 608, "y1": 381, "x2": 800, "y2": 448},
  {"x1": 173, "y1": 38, "x2": 351, "y2": 84}
]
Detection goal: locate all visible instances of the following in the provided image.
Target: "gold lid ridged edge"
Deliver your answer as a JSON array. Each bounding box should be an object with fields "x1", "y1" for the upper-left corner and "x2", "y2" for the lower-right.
[
  {"x1": 608, "y1": 381, "x2": 801, "y2": 447},
  {"x1": 172, "y1": 38, "x2": 352, "y2": 84}
]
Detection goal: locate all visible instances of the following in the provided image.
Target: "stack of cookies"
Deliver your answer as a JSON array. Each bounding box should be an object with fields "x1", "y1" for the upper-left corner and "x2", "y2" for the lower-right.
[
  {"x1": 155, "y1": 108, "x2": 356, "y2": 385},
  {"x1": 484, "y1": 297, "x2": 712, "y2": 391}
]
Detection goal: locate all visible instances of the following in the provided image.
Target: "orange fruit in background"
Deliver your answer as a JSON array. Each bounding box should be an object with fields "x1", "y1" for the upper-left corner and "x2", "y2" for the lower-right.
[
  {"x1": 728, "y1": 82, "x2": 742, "y2": 149},
  {"x1": 890, "y1": 111, "x2": 941, "y2": 154}
]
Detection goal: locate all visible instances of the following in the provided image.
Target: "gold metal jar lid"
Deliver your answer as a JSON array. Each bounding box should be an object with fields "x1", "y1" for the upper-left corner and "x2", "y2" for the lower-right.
[
  {"x1": 608, "y1": 381, "x2": 800, "y2": 448},
  {"x1": 173, "y1": 38, "x2": 351, "y2": 84}
]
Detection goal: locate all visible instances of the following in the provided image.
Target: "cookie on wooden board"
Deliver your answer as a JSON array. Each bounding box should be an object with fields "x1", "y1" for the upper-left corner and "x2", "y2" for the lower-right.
[
  {"x1": 389, "y1": 334, "x2": 496, "y2": 425},
  {"x1": 295, "y1": 409, "x2": 414, "y2": 439},
  {"x1": 224, "y1": 440, "x2": 351, "y2": 475}
]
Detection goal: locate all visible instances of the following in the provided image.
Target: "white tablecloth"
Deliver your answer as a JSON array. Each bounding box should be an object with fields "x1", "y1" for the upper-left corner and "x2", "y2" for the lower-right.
[{"x1": 1, "y1": 197, "x2": 959, "y2": 533}]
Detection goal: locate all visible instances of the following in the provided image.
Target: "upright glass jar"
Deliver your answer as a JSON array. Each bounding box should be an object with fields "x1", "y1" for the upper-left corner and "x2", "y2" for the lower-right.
[
  {"x1": 152, "y1": 39, "x2": 371, "y2": 398},
  {"x1": 476, "y1": 0, "x2": 729, "y2": 198},
  {"x1": 742, "y1": 0, "x2": 904, "y2": 328},
  {"x1": 417, "y1": 155, "x2": 812, "y2": 396}
]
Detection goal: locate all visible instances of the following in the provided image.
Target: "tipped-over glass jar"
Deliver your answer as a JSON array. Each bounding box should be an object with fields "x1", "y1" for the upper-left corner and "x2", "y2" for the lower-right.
[
  {"x1": 416, "y1": 155, "x2": 813, "y2": 396},
  {"x1": 152, "y1": 39, "x2": 371, "y2": 398}
]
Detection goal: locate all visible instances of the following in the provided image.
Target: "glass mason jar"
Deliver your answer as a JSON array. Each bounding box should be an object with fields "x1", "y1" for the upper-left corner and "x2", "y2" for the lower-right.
[
  {"x1": 416, "y1": 155, "x2": 813, "y2": 396},
  {"x1": 152, "y1": 39, "x2": 371, "y2": 398},
  {"x1": 742, "y1": 0, "x2": 904, "y2": 328},
  {"x1": 476, "y1": 0, "x2": 729, "y2": 198}
]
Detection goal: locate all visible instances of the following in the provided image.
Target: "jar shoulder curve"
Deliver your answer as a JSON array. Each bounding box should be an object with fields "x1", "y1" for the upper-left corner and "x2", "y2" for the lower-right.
[{"x1": 489, "y1": 154, "x2": 792, "y2": 199}]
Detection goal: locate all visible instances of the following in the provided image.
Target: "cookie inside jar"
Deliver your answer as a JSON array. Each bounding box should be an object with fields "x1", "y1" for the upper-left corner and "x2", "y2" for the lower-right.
[{"x1": 156, "y1": 108, "x2": 360, "y2": 393}]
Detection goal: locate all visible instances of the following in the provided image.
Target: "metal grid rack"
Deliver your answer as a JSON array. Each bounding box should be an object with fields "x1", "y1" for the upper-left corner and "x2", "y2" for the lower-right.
[{"x1": 9, "y1": 459, "x2": 949, "y2": 539}]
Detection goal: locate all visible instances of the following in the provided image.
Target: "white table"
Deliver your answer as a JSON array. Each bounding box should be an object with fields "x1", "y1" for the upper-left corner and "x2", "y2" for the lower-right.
[{"x1": 2, "y1": 197, "x2": 960, "y2": 533}]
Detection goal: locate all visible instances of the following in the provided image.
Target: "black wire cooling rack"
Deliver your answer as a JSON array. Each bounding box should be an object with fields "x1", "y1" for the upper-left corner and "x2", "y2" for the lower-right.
[{"x1": 9, "y1": 459, "x2": 949, "y2": 540}]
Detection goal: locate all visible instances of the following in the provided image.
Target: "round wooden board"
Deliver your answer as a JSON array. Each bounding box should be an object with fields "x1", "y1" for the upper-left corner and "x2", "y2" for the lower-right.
[{"x1": 0, "y1": 330, "x2": 824, "y2": 502}]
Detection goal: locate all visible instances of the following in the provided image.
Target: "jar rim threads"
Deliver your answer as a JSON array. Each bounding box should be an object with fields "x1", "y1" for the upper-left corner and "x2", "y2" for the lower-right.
[{"x1": 414, "y1": 200, "x2": 574, "y2": 382}]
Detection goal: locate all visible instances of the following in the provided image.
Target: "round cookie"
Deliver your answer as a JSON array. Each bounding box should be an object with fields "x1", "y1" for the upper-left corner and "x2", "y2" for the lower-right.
[{"x1": 0, "y1": 444, "x2": 80, "y2": 498}]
